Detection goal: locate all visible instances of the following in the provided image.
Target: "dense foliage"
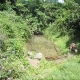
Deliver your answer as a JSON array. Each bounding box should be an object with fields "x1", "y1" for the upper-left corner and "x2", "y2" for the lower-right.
[{"x1": 0, "y1": 0, "x2": 80, "y2": 79}]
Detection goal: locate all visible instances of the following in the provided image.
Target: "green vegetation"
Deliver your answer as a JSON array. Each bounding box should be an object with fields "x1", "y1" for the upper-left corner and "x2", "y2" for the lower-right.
[{"x1": 0, "y1": 0, "x2": 80, "y2": 80}]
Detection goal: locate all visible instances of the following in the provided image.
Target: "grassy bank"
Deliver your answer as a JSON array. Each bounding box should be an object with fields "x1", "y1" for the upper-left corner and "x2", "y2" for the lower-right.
[
  {"x1": 0, "y1": 11, "x2": 31, "y2": 79},
  {"x1": 44, "y1": 28, "x2": 70, "y2": 55}
]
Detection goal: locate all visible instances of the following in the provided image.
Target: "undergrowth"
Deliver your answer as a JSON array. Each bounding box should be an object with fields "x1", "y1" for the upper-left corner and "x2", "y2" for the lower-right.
[{"x1": 0, "y1": 0, "x2": 80, "y2": 79}]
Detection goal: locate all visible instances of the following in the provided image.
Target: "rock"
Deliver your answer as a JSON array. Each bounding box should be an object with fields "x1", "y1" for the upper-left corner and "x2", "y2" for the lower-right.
[
  {"x1": 27, "y1": 52, "x2": 33, "y2": 56},
  {"x1": 7, "y1": 77, "x2": 13, "y2": 80},
  {"x1": 27, "y1": 52, "x2": 34, "y2": 59},
  {"x1": 7, "y1": 78, "x2": 11, "y2": 80},
  {"x1": 34, "y1": 53, "x2": 43, "y2": 60}
]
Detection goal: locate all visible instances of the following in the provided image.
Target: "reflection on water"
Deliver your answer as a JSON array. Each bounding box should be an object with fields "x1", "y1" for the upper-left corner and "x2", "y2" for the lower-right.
[{"x1": 26, "y1": 35, "x2": 59, "y2": 57}]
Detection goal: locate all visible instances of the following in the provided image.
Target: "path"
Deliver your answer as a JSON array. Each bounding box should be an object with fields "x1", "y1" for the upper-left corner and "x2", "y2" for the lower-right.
[
  {"x1": 27, "y1": 57, "x2": 40, "y2": 67},
  {"x1": 27, "y1": 52, "x2": 73, "y2": 67}
]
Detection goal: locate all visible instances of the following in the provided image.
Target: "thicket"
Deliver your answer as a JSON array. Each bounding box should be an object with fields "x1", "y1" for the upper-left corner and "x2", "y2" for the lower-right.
[
  {"x1": 14, "y1": 0, "x2": 80, "y2": 41},
  {"x1": 0, "y1": 0, "x2": 80, "y2": 79},
  {"x1": 1, "y1": 0, "x2": 79, "y2": 37},
  {"x1": 0, "y1": 10, "x2": 31, "y2": 80},
  {"x1": 45, "y1": 0, "x2": 80, "y2": 39}
]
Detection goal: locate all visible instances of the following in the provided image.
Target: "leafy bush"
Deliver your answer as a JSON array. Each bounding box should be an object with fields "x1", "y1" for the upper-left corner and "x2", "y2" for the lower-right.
[
  {"x1": 0, "y1": 3, "x2": 7, "y2": 10},
  {"x1": 0, "y1": 10, "x2": 32, "y2": 79},
  {"x1": 0, "y1": 53, "x2": 29, "y2": 80}
]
